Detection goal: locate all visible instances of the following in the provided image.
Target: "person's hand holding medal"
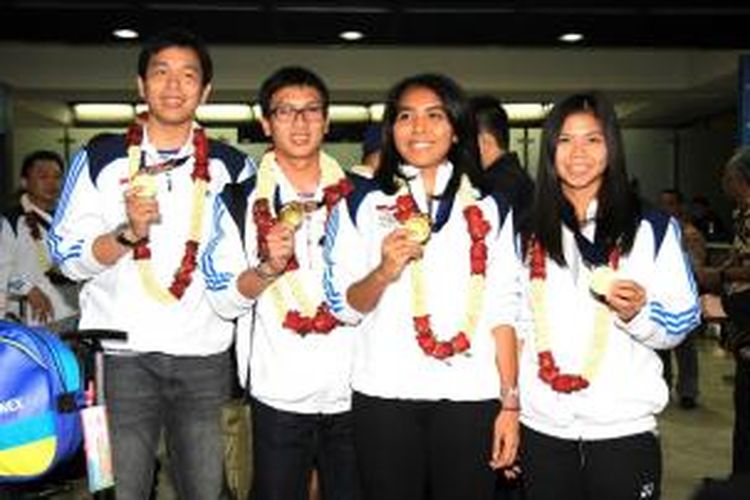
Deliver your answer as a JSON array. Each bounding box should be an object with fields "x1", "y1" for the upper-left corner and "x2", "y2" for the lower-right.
[
  {"x1": 121, "y1": 173, "x2": 160, "y2": 245},
  {"x1": 404, "y1": 213, "x2": 431, "y2": 244}
]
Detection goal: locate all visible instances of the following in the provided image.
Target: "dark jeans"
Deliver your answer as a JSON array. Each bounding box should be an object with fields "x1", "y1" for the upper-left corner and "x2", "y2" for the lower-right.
[
  {"x1": 353, "y1": 392, "x2": 499, "y2": 500},
  {"x1": 250, "y1": 397, "x2": 360, "y2": 500},
  {"x1": 520, "y1": 426, "x2": 661, "y2": 500},
  {"x1": 734, "y1": 356, "x2": 750, "y2": 475},
  {"x1": 105, "y1": 351, "x2": 231, "y2": 500}
]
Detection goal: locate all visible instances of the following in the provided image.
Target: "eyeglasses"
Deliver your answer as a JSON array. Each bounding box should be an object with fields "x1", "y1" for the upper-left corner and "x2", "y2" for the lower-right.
[{"x1": 270, "y1": 104, "x2": 326, "y2": 123}]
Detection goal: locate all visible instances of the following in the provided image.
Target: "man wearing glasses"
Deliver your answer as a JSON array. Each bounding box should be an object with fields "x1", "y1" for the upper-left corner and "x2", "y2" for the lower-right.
[{"x1": 202, "y1": 66, "x2": 360, "y2": 499}]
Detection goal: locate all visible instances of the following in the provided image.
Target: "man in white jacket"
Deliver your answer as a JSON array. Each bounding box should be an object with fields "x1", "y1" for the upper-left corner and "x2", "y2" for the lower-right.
[
  {"x1": 49, "y1": 28, "x2": 253, "y2": 499},
  {"x1": 202, "y1": 66, "x2": 360, "y2": 500}
]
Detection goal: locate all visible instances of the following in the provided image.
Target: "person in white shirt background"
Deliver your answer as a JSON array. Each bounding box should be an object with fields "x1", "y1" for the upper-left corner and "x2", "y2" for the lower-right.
[
  {"x1": 4, "y1": 150, "x2": 79, "y2": 329},
  {"x1": 49, "y1": 28, "x2": 253, "y2": 499},
  {"x1": 202, "y1": 66, "x2": 360, "y2": 500},
  {"x1": 517, "y1": 91, "x2": 700, "y2": 500},
  {"x1": 324, "y1": 73, "x2": 521, "y2": 500}
]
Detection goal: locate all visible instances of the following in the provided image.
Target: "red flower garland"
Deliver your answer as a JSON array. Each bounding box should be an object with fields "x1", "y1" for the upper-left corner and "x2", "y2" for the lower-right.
[
  {"x1": 529, "y1": 238, "x2": 620, "y2": 393},
  {"x1": 253, "y1": 177, "x2": 353, "y2": 335},
  {"x1": 398, "y1": 194, "x2": 491, "y2": 360},
  {"x1": 127, "y1": 121, "x2": 210, "y2": 300}
]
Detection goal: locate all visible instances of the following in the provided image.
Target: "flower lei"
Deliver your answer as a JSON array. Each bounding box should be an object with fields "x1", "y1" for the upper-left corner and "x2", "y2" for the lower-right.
[
  {"x1": 528, "y1": 237, "x2": 620, "y2": 393},
  {"x1": 126, "y1": 118, "x2": 210, "y2": 304},
  {"x1": 404, "y1": 176, "x2": 490, "y2": 360},
  {"x1": 253, "y1": 151, "x2": 353, "y2": 335}
]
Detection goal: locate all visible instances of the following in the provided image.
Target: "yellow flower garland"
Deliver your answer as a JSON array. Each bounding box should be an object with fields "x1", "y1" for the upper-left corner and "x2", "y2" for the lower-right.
[
  {"x1": 409, "y1": 176, "x2": 486, "y2": 355},
  {"x1": 528, "y1": 240, "x2": 619, "y2": 392},
  {"x1": 255, "y1": 150, "x2": 346, "y2": 320},
  {"x1": 127, "y1": 130, "x2": 209, "y2": 305}
]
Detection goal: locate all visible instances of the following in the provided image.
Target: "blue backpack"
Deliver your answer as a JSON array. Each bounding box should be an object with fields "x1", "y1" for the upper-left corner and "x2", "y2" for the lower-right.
[{"x1": 0, "y1": 320, "x2": 83, "y2": 482}]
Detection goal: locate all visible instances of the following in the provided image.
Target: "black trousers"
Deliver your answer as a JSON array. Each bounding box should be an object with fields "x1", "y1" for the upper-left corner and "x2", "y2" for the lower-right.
[
  {"x1": 520, "y1": 425, "x2": 661, "y2": 500},
  {"x1": 352, "y1": 391, "x2": 499, "y2": 500},
  {"x1": 250, "y1": 398, "x2": 360, "y2": 500},
  {"x1": 733, "y1": 356, "x2": 750, "y2": 475}
]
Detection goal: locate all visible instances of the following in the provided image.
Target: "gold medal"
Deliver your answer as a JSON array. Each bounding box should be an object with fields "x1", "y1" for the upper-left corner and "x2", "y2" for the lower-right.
[
  {"x1": 278, "y1": 201, "x2": 305, "y2": 231},
  {"x1": 405, "y1": 214, "x2": 431, "y2": 244},
  {"x1": 590, "y1": 266, "x2": 616, "y2": 299},
  {"x1": 131, "y1": 173, "x2": 157, "y2": 198}
]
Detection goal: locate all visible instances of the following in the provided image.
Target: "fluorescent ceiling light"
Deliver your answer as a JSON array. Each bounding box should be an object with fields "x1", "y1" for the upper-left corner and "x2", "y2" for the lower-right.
[
  {"x1": 365, "y1": 102, "x2": 549, "y2": 122},
  {"x1": 329, "y1": 104, "x2": 369, "y2": 122},
  {"x1": 135, "y1": 103, "x2": 254, "y2": 122},
  {"x1": 73, "y1": 101, "x2": 548, "y2": 125},
  {"x1": 339, "y1": 30, "x2": 364, "y2": 41},
  {"x1": 73, "y1": 103, "x2": 135, "y2": 122},
  {"x1": 504, "y1": 103, "x2": 552, "y2": 121},
  {"x1": 368, "y1": 103, "x2": 385, "y2": 121},
  {"x1": 196, "y1": 104, "x2": 253, "y2": 122},
  {"x1": 113, "y1": 28, "x2": 139, "y2": 40},
  {"x1": 559, "y1": 32, "x2": 584, "y2": 43}
]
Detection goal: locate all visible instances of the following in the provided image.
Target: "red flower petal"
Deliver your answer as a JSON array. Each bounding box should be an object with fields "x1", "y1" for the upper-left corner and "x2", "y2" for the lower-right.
[
  {"x1": 432, "y1": 341, "x2": 455, "y2": 360},
  {"x1": 451, "y1": 332, "x2": 471, "y2": 353},
  {"x1": 413, "y1": 315, "x2": 432, "y2": 334},
  {"x1": 416, "y1": 333, "x2": 437, "y2": 354}
]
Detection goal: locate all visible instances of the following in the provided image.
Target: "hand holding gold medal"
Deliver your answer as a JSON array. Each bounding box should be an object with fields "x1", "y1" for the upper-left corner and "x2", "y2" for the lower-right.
[
  {"x1": 130, "y1": 173, "x2": 158, "y2": 198},
  {"x1": 590, "y1": 266, "x2": 617, "y2": 302},
  {"x1": 278, "y1": 201, "x2": 305, "y2": 231},
  {"x1": 404, "y1": 213, "x2": 431, "y2": 244}
]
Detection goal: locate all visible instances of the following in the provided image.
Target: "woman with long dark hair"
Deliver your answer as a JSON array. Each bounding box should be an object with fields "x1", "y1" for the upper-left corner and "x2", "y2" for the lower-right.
[
  {"x1": 518, "y1": 91, "x2": 700, "y2": 500},
  {"x1": 324, "y1": 73, "x2": 522, "y2": 500}
]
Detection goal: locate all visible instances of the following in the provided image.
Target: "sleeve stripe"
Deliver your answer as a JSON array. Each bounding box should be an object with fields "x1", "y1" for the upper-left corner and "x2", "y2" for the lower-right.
[
  {"x1": 650, "y1": 311, "x2": 701, "y2": 336},
  {"x1": 200, "y1": 196, "x2": 233, "y2": 291},
  {"x1": 322, "y1": 206, "x2": 345, "y2": 313},
  {"x1": 48, "y1": 150, "x2": 88, "y2": 264}
]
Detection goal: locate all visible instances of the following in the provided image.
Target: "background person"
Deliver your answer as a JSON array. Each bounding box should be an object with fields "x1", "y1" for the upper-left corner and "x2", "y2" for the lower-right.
[
  {"x1": 4, "y1": 150, "x2": 78, "y2": 329},
  {"x1": 656, "y1": 188, "x2": 706, "y2": 410},
  {"x1": 470, "y1": 95, "x2": 534, "y2": 238},
  {"x1": 700, "y1": 147, "x2": 750, "y2": 477}
]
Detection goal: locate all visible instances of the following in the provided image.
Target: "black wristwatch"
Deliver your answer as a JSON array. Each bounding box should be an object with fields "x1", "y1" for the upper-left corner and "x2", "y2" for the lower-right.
[{"x1": 115, "y1": 228, "x2": 143, "y2": 248}]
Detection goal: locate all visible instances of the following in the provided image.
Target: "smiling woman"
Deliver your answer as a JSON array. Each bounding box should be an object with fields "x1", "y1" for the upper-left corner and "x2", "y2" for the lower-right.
[
  {"x1": 518, "y1": 91, "x2": 700, "y2": 500},
  {"x1": 323, "y1": 73, "x2": 523, "y2": 500}
]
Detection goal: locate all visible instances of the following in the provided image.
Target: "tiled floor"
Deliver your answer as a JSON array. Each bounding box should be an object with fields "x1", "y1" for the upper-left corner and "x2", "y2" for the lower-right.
[{"x1": 659, "y1": 335, "x2": 736, "y2": 500}]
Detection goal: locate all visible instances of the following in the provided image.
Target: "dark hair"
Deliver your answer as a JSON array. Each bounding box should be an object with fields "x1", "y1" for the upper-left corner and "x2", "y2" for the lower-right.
[
  {"x1": 361, "y1": 123, "x2": 382, "y2": 161},
  {"x1": 373, "y1": 73, "x2": 484, "y2": 196},
  {"x1": 21, "y1": 150, "x2": 64, "y2": 178},
  {"x1": 531, "y1": 91, "x2": 640, "y2": 265},
  {"x1": 660, "y1": 188, "x2": 684, "y2": 203},
  {"x1": 258, "y1": 66, "x2": 330, "y2": 118},
  {"x1": 138, "y1": 28, "x2": 213, "y2": 86},
  {"x1": 470, "y1": 95, "x2": 510, "y2": 149}
]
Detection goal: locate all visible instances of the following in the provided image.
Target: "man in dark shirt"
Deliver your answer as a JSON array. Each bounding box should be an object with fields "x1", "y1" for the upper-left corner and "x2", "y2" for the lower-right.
[{"x1": 470, "y1": 95, "x2": 534, "y2": 237}]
